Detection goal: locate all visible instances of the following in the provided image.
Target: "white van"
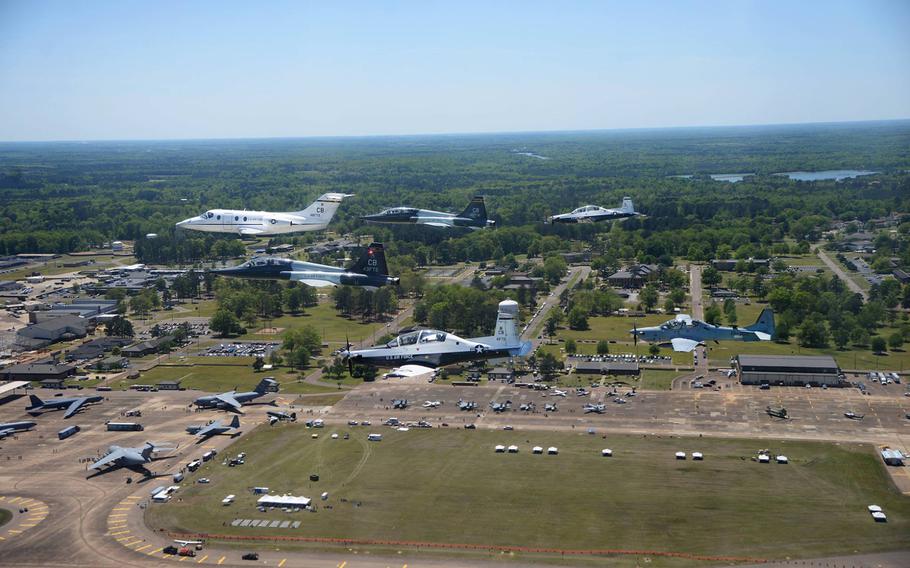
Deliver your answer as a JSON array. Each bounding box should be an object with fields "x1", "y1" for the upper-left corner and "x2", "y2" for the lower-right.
[{"x1": 367, "y1": 433, "x2": 383, "y2": 442}]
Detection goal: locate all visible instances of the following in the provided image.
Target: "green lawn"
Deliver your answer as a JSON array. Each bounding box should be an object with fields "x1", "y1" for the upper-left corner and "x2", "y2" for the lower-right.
[
  {"x1": 239, "y1": 301, "x2": 386, "y2": 344},
  {"x1": 114, "y1": 362, "x2": 337, "y2": 394},
  {"x1": 148, "y1": 428, "x2": 910, "y2": 561}
]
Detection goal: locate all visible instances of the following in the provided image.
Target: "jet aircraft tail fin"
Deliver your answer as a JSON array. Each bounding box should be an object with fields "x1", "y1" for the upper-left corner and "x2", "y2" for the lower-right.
[
  {"x1": 349, "y1": 242, "x2": 389, "y2": 276},
  {"x1": 229, "y1": 415, "x2": 240, "y2": 429},
  {"x1": 294, "y1": 193, "x2": 352, "y2": 223},
  {"x1": 27, "y1": 394, "x2": 44, "y2": 409},
  {"x1": 254, "y1": 378, "x2": 277, "y2": 394},
  {"x1": 620, "y1": 197, "x2": 635, "y2": 214},
  {"x1": 746, "y1": 308, "x2": 775, "y2": 338},
  {"x1": 459, "y1": 196, "x2": 488, "y2": 224}
]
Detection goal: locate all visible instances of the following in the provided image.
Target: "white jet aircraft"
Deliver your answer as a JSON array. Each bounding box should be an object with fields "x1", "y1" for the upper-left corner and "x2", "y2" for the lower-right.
[{"x1": 176, "y1": 193, "x2": 353, "y2": 236}]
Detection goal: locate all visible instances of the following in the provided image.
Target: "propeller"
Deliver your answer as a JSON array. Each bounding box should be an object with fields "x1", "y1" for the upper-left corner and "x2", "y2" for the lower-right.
[
  {"x1": 345, "y1": 334, "x2": 353, "y2": 376},
  {"x1": 632, "y1": 323, "x2": 638, "y2": 347}
]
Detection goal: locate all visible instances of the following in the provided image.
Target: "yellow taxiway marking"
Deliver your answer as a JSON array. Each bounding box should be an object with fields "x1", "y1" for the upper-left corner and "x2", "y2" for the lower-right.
[
  {"x1": 0, "y1": 536, "x2": 5, "y2": 540},
  {"x1": 117, "y1": 536, "x2": 136, "y2": 542},
  {"x1": 109, "y1": 514, "x2": 128, "y2": 518},
  {"x1": 180, "y1": 556, "x2": 190, "y2": 562},
  {"x1": 19, "y1": 523, "x2": 37, "y2": 527},
  {"x1": 197, "y1": 555, "x2": 208, "y2": 563},
  {"x1": 110, "y1": 530, "x2": 130, "y2": 536},
  {"x1": 217, "y1": 556, "x2": 225, "y2": 565},
  {"x1": 8, "y1": 529, "x2": 22, "y2": 534},
  {"x1": 148, "y1": 547, "x2": 164, "y2": 556},
  {"x1": 9, "y1": 497, "x2": 21, "y2": 503},
  {"x1": 135, "y1": 544, "x2": 151, "y2": 552},
  {"x1": 109, "y1": 523, "x2": 127, "y2": 529},
  {"x1": 278, "y1": 559, "x2": 286, "y2": 567},
  {"x1": 0, "y1": 495, "x2": 6, "y2": 500},
  {"x1": 28, "y1": 516, "x2": 45, "y2": 522},
  {"x1": 123, "y1": 539, "x2": 143, "y2": 547},
  {"x1": 338, "y1": 562, "x2": 346, "y2": 568},
  {"x1": 112, "y1": 507, "x2": 130, "y2": 511}
]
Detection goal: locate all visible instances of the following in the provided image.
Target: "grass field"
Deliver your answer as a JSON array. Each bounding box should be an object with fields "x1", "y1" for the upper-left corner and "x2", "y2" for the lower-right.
[
  {"x1": 148, "y1": 427, "x2": 910, "y2": 562},
  {"x1": 115, "y1": 362, "x2": 337, "y2": 395},
  {"x1": 239, "y1": 301, "x2": 387, "y2": 344}
]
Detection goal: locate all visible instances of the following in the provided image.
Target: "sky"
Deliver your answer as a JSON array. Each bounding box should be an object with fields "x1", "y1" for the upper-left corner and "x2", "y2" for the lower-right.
[{"x1": 0, "y1": 0, "x2": 908, "y2": 141}]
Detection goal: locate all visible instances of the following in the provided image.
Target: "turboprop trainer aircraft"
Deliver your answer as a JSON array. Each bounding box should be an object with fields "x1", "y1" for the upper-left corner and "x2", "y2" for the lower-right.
[
  {"x1": 214, "y1": 243, "x2": 399, "y2": 290},
  {"x1": 341, "y1": 300, "x2": 531, "y2": 376},
  {"x1": 361, "y1": 196, "x2": 495, "y2": 230},
  {"x1": 631, "y1": 308, "x2": 775, "y2": 352},
  {"x1": 193, "y1": 378, "x2": 277, "y2": 413},
  {"x1": 26, "y1": 394, "x2": 102, "y2": 419},
  {"x1": 176, "y1": 193, "x2": 353, "y2": 236},
  {"x1": 548, "y1": 197, "x2": 641, "y2": 224}
]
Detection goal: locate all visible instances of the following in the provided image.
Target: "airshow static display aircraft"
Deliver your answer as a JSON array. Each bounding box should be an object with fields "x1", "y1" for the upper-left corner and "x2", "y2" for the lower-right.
[
  {"x1": 361, "y1": 195, "x2": 495, "y2": 230},
  {"x1": 26, "y1": 394, "x2": 102, "y2": 419},
  {"x1": 176, "y1": 192, "x2": 353, "y2": 236},
  {"x1": 186, "y1": 415, "x2": 241, "y2": 441},
  {"x1": 214, "y1": 242, "x2": 399, "y2": 290},
  {"x1": 193, "y1": 378, "x2": 277, "y2": 412},
  {"x1": 341, "y1": 299, "x2": 531, "y2": 377},
  {"x1": 548, "y1": 197, "x2": 641, "y2": 224},
  {"x1": 89, "y1": 442, "x2": 173, "y2": 476},
  {"x1": 0, "y1": 421, "x2": 36, "y2": 439},
  {"x1": 632, "y1": 308, "x2": 776, "y2": 352}
]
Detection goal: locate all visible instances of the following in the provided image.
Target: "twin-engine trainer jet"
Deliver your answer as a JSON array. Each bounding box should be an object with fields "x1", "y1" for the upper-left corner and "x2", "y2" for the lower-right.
[
  {"x1": 548, "y1": 197, "x2": 641, "y2": 224},
  {"x1": 214, "y1": 243, "x2": 399, "y2": 290},
  {"x1": 361, "y1": 196, "x2": 495, "y2": 230},
  {"x1": 90, "y1": 442, "x2": 172, "y2": 475},
  {"x1": 341, "y1": 300, "x2": 531, "y2": 375},
  {"x1": 631, "y1": 308, "x2": 775, "y2": 352},
  {"x1": 26, "y1": 394, "x2": 102, "y2": 419},
  {"x1": 193, "y1": 378, "x2": 277, "y2": 413},
  {"x1": 186, "y1": 415, "x2": 241, "y2": 441},
  {"x1": 176, "y1": 193, "x2": 353, "y2": 236}
]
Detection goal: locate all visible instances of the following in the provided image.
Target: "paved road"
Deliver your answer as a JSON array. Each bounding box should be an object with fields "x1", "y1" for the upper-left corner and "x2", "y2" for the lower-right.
[
  {"x1": 815, "y1": 246, "x2": 869, "y2": 300},
  {"x1": 524, "y1": 265, "x2": 590, "y2": 352},
  {"x1": 671, "y1": 264, "x2": 707, "y2": 389}
]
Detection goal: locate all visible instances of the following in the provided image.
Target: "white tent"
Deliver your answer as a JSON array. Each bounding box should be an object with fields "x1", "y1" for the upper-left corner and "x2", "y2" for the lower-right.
[
  {"x1": 867, "y1": 505, "x2": 882, "y2": 513},
  {"x1": 532, "y1": 446, "x2": 543, "y2": 454},
  {"x1": 601, "y1": 449, "x2": 613, "y2": 457},
  {"x1": 257, "y1": 494, "x2": 311, "y2": 509},
  {"x1": 675, "y1": 451, "x2": 686, "y2": 460},
  {"x1": 547, "y1": 446, "x2": 558, "y2": 455},
  {"x1": 494, "y1": 445, "x2": 506, "y2": 453},
  {"x1": 507, "y1": 445, "x2": 519, "y2": 453},
  {"x1": 871, "y1": 511, "x2": 887, "y2": 522},
  {"x1": 692, "y1": 452, "x2": 704, "y2": 460},
  {"x1": 776, "y1": 455, "x2": 788, "y2": 464},
  {"x1": 758, "y1": 454, "x2": 770, "y2": 463}
]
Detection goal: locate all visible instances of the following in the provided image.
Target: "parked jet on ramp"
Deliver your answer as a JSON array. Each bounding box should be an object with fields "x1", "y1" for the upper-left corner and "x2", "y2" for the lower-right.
[
  {"x1": 193, "y1": 378, "x2": 277, "y2": 413},
  {"x1": 361, "y1": 196, "x2": 494, "y2": 230},
  {"x1": 26, "y1": 394, "x2": 102, "y2": 419},
  {"x1": 214, "y1": 242, "x2": 399, "y2": 290},
  {"x1": 0, "y1": 421, "x2": 36, "y2": 439},
  {"x1": 176, "y1": 193, "x2": 353, "y2": 236},
  {"x1": 631, "y1": 308, "x2": 775, "y2": 352},
  {"x1": 90, "y1": 442, "x2": 172, "y2": 476},
  {"x1": 548, "y1": 197, "x2": 641, "y2": 224},
  {"x1": 186, "y1": 415, "x2": 241, "y2": 441}
]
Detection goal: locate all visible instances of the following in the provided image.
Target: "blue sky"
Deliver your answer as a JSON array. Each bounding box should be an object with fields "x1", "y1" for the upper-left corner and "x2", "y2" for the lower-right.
[{"x1": 0, "y1": 0, "x2": 908, "y2": 141}]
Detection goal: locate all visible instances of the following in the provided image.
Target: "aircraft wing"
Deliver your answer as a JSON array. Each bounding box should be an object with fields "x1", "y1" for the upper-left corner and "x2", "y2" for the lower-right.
[
  {"x1": 238, "y1": 227, "x2": 265, "y2": 236},
  {"x1": 422, "y1": 222, "x2": 454, "y2": 229},
  {"x1": 0, "y1": 428, "x2": 13, "y2": 439},
  {"x1": 63, "y1": 398, "x2": 89, "y2": 419},
  {"x1": 91, "y1": 449, "x2": 126, "y2": 470},
  {"x1": 383, "y1": 364, "x2": 436, "y2": 379},
  {"x1": 215, "y1": 393, "x2": 243, "y2": 411},
  {"x1": 752, "y1": 331, "x2": 772, "y2": 341},
  {"x1": 670, "y1": 338, "x2": 702, "y2": 352},
  {"x1": 195, "y1": 421, "x2": 221, "y2": 437},
  {"x1": 290, "y1": 277, "x2": 336, "y2": 287}
]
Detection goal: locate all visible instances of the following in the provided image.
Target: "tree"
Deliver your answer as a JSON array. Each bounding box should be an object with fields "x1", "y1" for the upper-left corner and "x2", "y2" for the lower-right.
[
  {"x1": 701, "y1": 266, "x2": 721, "y2": 288},
  {"x1": 542, "y1": 255, "x2": 567, "y2": 285},
  {"x1": 888, "y1": 332, "x2": 904, "y2": 351},
  {"x1": 648, "y1": 343, "x2": 660, "y2": 357},
  {"x1": 596, "y1": 340, "x2": 610, "y2": 355},
  {"x1": 210, "y1": 309, "x2": 242, "y2": 337},
  {"x1": 832, "y1": 326, "x2": 851, "y2": 350},
  {"x1": 282, "y1": 326, "x2": 322, "y2": 357},
  {"x1": 670, "y1": 288, "x2": 686, "y2": 306},
  {"x1": 252, "y1": 356, "x2": 265, "y2": 372},
  {"x1": 723, "y1": 299, "x2": 737, "y2": 326},
  {"x1": 564, "y1": 338, "x2": 577, "y2": 354},
  {"x1": 639, "y1": 284, "x2": 659, "y2": 312},
  {"x1": 704, "y1": 303, "x2": 722, "y2": 325},
  {"x1": 774, "y1": 320, "x2": 790, "y2": 342},
  {"x1": 870, "y1": 336, "x2": 887, "y2": 354},
  {"x1": 567, "y1": 306, "x2": 588, "y2": 330},
  {"x1": 797, "y1": 317, "x2": 829, "y2": 348},
  {"x1": 105, "y1": 316, "x2": 134, "y2": 337},
  {"x1": 288, "y1": 346, "x2": 311, "y2": 369},
  {"x1": 663, "y1": 298, "x2": 676, "y2": 314},
  {"x1": 537, "y1": 350, "x2": 559, "y2": 380},
  {"x1": 545, "y1": 311, "x2": 561, "y2": 337}
]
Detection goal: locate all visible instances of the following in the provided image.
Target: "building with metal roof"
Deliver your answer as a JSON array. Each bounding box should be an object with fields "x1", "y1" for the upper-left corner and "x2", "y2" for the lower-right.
[{"x1": 736, "y1": 354, "x2": 844, "y2": 387}]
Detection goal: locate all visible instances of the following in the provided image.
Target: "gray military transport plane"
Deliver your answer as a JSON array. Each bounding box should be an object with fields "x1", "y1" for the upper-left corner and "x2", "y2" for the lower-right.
[
  {"x1": 340, "y1": 299, "x2": 531, "y2": 377},
  {"x1": 89, "y1": 442, "x2": 173, "y2": 476},
  {"x1": 631, "y1": 308, "x2": 775, "y2": 352},
  {"x1": 0, "y1": 421, "x2": 36, "y2": 439},
  {"x1": 193, "y1": 378, "x2": 277, "y2": 413},
  {"x1": 214, "y1": 242, "x2": 399, "y2": 290},
  {"x1": 26, "y1": 394, "x2": 102, "y2": 419},
  {"x1": 186, "y1": 415, "x2": 241, "y2": 442},
  {"x1": 548, "y1": 197, "x2": 641, "y2": 224},
  {"x1": 176, "y1": 192, "x2": 353, "y2": 236},
  {"x1": 361, "y1": 196, "x2": 494, "y2": 230}
]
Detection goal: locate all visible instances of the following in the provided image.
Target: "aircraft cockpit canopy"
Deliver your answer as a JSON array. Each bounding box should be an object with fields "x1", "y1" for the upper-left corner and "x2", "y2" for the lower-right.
[
  {"x1": 240, "y1": 257, "x2": 292, "y2": 268},
  {"x1": 387, "y1": 329, "x2": 447, "y2": 348}
]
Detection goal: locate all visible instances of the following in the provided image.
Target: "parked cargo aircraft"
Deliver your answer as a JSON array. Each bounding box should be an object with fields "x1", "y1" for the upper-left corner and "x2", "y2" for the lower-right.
[
  {"x1": 193, "y1": 378, "x2": 277, "y2": 413},
  {"x1": 90, "y1": 442, "x2": 173, "y2": 475},
  {"x1": 26, "y1": 394, "x2": 102, "y2": 419},
  {"x1": 186, "y1": 415, "x2": 241, "y2": 441},
  {"x1": 361, "y1": 196, "x2": 494, "y2": 230},
  {"x1": 176, "y1": 193, "x2": 353, "y2": 236},
  {"x1": 548, "y1": 197, "x2": 641, "y2": 224},
  {"x1": 631, "y1": 309, "x2": 775, "y2": 352},
  {"x1": 214, "y1": 242, "x2": 398, "y2": 290},
  {"x1": 340, "y1": 300, "x2": 531, "y2": 375}
]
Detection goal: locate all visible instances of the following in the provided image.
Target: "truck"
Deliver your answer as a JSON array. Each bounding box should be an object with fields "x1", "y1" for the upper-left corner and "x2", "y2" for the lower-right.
[
  {"x1": 57, "y1": 425, "x2": 80, "y2": 440},
  {"x1": 202, "y1": 450, "x2": 217, "y2": 462},
  {"x1": 106, "y1": 422, "x2": 144, "y2": 432}
]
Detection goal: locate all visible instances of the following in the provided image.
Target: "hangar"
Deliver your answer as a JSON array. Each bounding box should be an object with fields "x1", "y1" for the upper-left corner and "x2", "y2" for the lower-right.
[{"x1": 735, "y1": 355, "x2": 844, "y2": 387}]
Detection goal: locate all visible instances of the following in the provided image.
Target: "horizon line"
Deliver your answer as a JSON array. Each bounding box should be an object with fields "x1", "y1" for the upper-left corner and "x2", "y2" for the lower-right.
[{"x1": 1, "y1": 117, "x2": 908, "y2": 145}]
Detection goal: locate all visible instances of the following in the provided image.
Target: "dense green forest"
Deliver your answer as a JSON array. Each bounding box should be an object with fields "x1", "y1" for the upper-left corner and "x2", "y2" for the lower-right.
[{"x1": 1, "y1": 121, "x2": 909, "y2": 265}]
